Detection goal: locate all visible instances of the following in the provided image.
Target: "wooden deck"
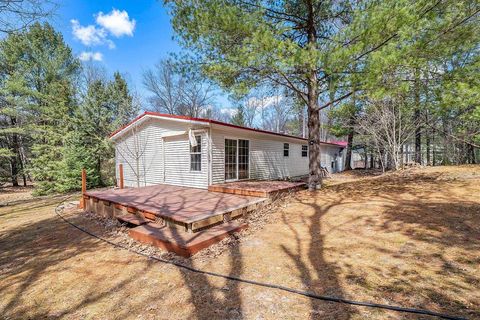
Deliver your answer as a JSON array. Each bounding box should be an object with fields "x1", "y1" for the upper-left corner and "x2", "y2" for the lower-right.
[
  {"x1": 84, "y1": 184, "x2": 265, "y2": 231},
  {"x1": 83, "y1": 181, "x2": 305, "y2": 256},
  {"x1": 208, "y1": 180, "x2": 307, "y2": 198}
]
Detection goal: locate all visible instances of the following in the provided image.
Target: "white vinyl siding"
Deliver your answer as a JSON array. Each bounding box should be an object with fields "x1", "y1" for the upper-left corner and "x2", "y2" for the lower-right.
[
  {"x1": 114, "y1": 116, "x2": 343, "y2": 188},
  {"x1": 164, "y1": 133, "x2": 208, "y2": 188},
  {"x1": 321, "y1": 145, "x2": 344, "y2": 173},
  {"x1": 211, "y1": 127, "x2": 310, "y2": 183},
  {"x1": 115, "y1": 118, "x2": 209, "y2": 189},
  {"x1": 210, "y1": 126, "x2": 344, "y2": 184},
  {"x1": 115, "y1": 121, "x2": 163, "y2": 187}
]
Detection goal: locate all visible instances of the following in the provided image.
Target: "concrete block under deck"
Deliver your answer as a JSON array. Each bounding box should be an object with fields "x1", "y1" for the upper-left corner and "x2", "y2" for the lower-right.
[{"x1": 129, "y1": 221, "x2": 247, "y2": 257}]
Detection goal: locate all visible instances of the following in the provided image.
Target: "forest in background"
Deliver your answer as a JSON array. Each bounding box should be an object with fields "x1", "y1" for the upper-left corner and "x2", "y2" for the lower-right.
[{"x1": 0, "y1": 0, "x2": 479, "y2": 194}]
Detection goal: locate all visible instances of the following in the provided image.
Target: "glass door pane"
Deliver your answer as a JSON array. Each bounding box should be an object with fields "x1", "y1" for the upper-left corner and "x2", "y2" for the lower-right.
[
  {"x1": 238, "y1": 139, "x2": 249, "y2": 179},
  {"x1": 225, "y1": 139, "x2": 237, "y2": 180}
]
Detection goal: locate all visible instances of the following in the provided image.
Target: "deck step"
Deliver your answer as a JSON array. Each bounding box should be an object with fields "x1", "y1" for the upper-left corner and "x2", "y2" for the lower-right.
[
  {"x1": 128, "y1": 221, "x2": 247, "y2": 257},
  {"x1": 208, "y1": 181, "x2": 307, "y2": 198},
  {"x1": 208, "y1": 185, "x2": 267, "y2": 197},
  {"x1": 117, "y1": 214, "x2": 149, "y2": 226}
]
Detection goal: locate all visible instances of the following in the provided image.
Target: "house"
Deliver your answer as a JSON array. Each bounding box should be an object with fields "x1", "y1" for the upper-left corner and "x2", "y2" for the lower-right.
[{"x1": 110, "y1": 111, "x2": 346, "y2": 189}]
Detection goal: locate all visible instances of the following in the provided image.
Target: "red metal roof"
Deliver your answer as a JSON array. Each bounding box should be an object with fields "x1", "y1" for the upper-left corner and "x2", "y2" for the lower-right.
[{"x1": 110, "y1": 111, "x2": 346, "y2": 147}]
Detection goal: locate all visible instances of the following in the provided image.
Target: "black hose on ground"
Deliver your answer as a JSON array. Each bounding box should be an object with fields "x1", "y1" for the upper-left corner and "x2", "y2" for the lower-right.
[{"x1": 54, "y1": 198, "x2": 467, "y2": 320}]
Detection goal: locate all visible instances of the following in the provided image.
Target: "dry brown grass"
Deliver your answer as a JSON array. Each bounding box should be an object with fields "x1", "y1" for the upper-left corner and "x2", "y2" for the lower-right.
[
  {"x1": 0, "y1": 165, "x2": 479, "y2": 319},
  {"x1": 0, "y1": 185, "x2": 35, "y2": 205}
]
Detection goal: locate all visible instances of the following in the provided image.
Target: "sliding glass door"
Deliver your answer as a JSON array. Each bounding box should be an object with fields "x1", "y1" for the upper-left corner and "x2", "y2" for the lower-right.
[
  {"x1": 225, "y1": 139, "x2": 237, "y2": 181},
  {"x1": 225, "y1": 139, "x2": 249, "y2": 181},
  {"x1": 238, "y1": 139, "x2": 249, "y2": 179}
]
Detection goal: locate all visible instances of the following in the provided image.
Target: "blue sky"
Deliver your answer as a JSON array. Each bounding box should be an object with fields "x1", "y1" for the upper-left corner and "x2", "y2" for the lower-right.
[{"x1": 52, "y1": 0, "x2": 231, "y2": 108}]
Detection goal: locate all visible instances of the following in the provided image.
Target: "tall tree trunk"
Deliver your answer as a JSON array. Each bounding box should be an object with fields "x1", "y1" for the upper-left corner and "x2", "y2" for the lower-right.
[
  {"x1": 19, "y1": 152, "x2": 27, "y2": 186},
  {"x1": 19, "y1": 140, "x2": 28, "y2": 186},
  {"x1": 10, "y1": 158, "x2": 19, "y2": 187},
  {"x1": 9, "y1": 117, "x2": 20, "y2": 187},
  {"x1": 414, "y1": 68, "x2": 421, "y2": 164},
  {"x1": 345, "y1": 130, "x2": 354, "y2": 171},
  {"x1": 306, "y1": 0, "x2": 321, "y2": 191},
  {"x1": 426, "y1": 129, "x2": 431, "y2": 166},
  {"x1": 467, "y1": 144, "x2": 476, "y2": 164},
  {"x1": 307, "y1": 93, "x2": 321, "y2": 191},
  {"x1": 345, "y1": 87, "x2": 357, "y2": 171},
  {"x1": 414, "y1": 115, "x2": 422, "y2": 164}
]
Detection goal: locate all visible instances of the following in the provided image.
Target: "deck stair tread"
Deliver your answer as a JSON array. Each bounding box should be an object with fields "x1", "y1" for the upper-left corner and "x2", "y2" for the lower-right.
[
  {"x1": 117, "y1": 214, "x2": 149, "y2": 226},
  {"x1": 128, "y1": 221, "x2": 247, "y2": 257}
]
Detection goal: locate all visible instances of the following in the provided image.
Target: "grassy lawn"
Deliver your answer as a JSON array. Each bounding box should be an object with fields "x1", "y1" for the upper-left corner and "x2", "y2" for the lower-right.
[{"x1": 0, "y1": 166, "x2": 479, "y2": 319}]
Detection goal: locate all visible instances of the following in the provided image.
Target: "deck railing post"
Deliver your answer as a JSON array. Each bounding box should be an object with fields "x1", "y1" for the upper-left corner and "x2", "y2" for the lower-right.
[
  {"x1": 79, "y1": 168, "x2": 86, "y2": 209},
  {"x1": 119, "y1": 164, "x2": 124, "y2": 189}
]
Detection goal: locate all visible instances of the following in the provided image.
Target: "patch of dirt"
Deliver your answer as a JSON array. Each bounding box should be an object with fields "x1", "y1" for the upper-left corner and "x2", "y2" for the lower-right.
[
  {"x1": 0, "y1": 165, "x2": 479, "y2": 319},
  {"x1": 0, "y1": 185, "x2": 35, "y2": 205}
]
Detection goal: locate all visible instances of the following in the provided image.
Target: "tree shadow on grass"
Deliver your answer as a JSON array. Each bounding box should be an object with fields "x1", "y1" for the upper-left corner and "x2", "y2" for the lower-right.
[
  {"x1": 157, "y1": 191, "x2": 245, "y2": 320},
  {"x1": 0, "y1": 205, "x2": 156, "y2": 319},
  {"x1": 280, "y1": 194, "x2": 354, "y2": 319},
  {"x1": 295, "y1": 171, "x2": 480, "y2": 319}
]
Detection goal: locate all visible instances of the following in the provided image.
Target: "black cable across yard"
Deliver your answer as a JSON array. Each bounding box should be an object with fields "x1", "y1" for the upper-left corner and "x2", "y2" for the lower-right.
[{"x1": 54, "y1": 197, "x2": 467, "y2": 320}]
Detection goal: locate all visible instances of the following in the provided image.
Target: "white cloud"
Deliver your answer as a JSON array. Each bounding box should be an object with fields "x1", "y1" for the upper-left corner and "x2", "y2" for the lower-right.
[
  {"x1": 71, "y1": 19, "x2": 106, "y2": 46},
  {"x1": 96, "y1": 9, "x2": 136, "y2": 37},
  {"x1": 78, "y1": 51, "x2": 103, "y2": 61},
  {"x1": 220, "y1": 108, "x2": 238, "y2": 117}
]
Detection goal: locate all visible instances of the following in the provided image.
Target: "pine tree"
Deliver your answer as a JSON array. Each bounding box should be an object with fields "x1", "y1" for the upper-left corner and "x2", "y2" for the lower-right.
[
  {"x1": 231, "y1": 105, "x2": 246, "y2": 126},
  {"x1": 60, "y1": 80, "x2": 112, "y2": 191},
  {"x1": 24, "y1": 23, "x2": 79, "y2": 195},
  {"x1": 0, "y1": 32, "x2": 30, "y2": 186},
  {"x1": 110, "y1": 72, "x2": 138, "y2": 127},
  {"x1": 0, "y1": 23, "x2": 79, "y2": 194},
  {"x1": 60, "y1": 73, "x2": 139, "y2": 191}
]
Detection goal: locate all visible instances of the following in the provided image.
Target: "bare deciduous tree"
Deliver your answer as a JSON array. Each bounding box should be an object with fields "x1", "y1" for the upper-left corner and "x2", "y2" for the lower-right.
[
  {"x1": 115, "y1": 123, "x2": 150, "y2": 188},
  {"x1": 0, "y1": 0, "x2": 57, "y2": 33},
  {"x1": 357, "y1": 97, "x2": 417, "y2": 171},
  {"x1": 178, "y1": 73, "x2": 215, "y2": 117},
  {"x1": 143, "y1": 60, "x2": 215, "y2": 117},
  {"x1": 261, "y1": 93, "x2": 293, "y2": 134},
  {"x1": 143, "y1": 60, "x2": 184, "y2": 115}
]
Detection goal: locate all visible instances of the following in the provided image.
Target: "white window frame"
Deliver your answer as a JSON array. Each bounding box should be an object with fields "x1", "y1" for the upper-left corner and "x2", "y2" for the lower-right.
[
  {"x1": 224, "y1": 137, "x2": 250, "y2": 182},
  {"x1": 283, "y1": 143, "x2": 289, "y2": 157},
  {"x1": 301, "y1": 145, "x2": 308, "y2": 157},
  {"x1": 190, "y1": 135, "x2": 202, "y2": 172}
]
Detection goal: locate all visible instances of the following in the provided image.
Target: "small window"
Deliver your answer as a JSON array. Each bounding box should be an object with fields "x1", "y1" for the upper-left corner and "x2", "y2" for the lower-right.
[
  {"x1": 190, "y1": 135, "x2": 201, "y2": 171},
  {"x1": 302, "y1": 145, "x2": 308, "y2": 157},
  {"x1": 283, "y1": 143, "x2": 289, "y2": 157}
]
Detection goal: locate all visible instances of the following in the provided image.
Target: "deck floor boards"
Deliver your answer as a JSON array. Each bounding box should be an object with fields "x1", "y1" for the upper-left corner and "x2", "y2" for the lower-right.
[{"x1": 85, "y1": 184, "x2": 265, "y2": 224}]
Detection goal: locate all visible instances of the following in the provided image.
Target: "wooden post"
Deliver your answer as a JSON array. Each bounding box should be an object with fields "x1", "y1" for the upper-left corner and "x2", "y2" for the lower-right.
[
  {"x1": 119, "y1": 164, "x2": 124, "y2": 189},
  {"x1": 79, "y1": 168, "x2": 86, "y2": 209}
]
